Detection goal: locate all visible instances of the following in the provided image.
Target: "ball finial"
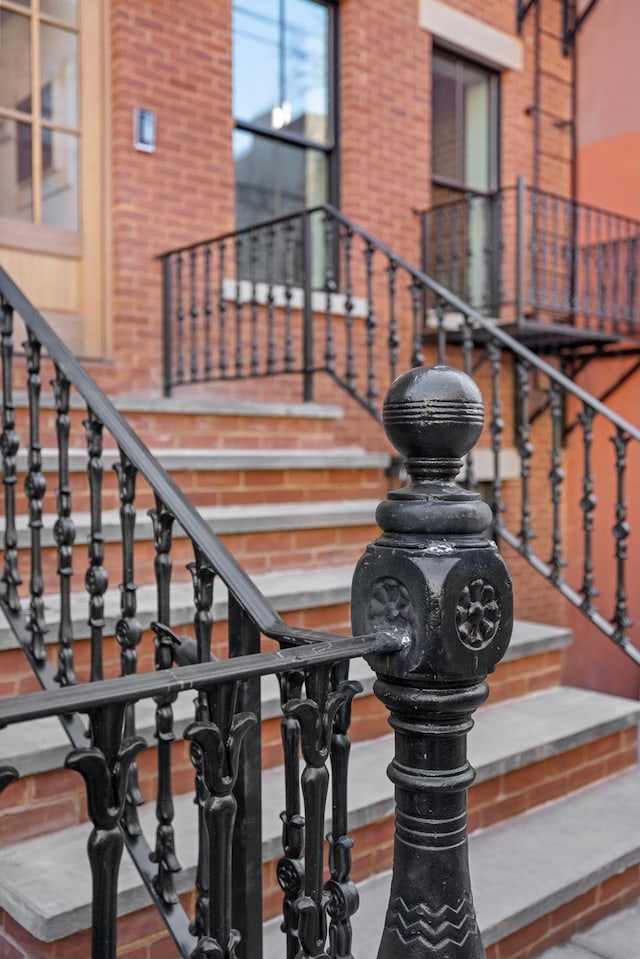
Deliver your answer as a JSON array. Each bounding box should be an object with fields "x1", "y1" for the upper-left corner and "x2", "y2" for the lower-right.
[{"x1": 383, "y1": 365, "x2": 484, "y2": 464}]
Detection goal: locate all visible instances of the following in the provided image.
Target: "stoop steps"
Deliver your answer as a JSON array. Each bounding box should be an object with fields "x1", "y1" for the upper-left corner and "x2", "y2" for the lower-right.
[{"x1": 1, "y1": 395, "x2": 639, "y2": 958}]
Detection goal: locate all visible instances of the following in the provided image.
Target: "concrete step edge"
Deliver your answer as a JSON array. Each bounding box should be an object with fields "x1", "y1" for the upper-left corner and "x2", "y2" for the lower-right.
[
  {"x1": 3, "y1": 499, "x2": 381, "y2": 549},
  {"x1": 1, "y1": 688, "x2": 637, "y2": 941},
  {"x1": 7, "y1": 391, "x2": 345, "y2": 420},
  {"x1": 14, "y1": 447, "x2": 391, "y2": 473}
]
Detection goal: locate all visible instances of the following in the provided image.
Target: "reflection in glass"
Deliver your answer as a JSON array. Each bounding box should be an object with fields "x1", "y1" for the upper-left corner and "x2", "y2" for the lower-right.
[
  {"x1": 0, "y1": 11, "x2": 31, "y2": 112},
  {"x1": 234, "y1": 129, "x2": 326, "y2": 228},
  {"x1": 40, "y1": 23, "x2": 78, "y2": 127},
  {"x1": 233, "y1": 0, "x2": 329, "y2": 144},
  {"x1": 0, "y1": 121, "x2": 33, "y2": 221},
  {"x1": 41, "y1": 129, "x2": 78, "y2": 230},
  {"x1": 41, "y1": 0, "x2": 78, "y2": 25}
]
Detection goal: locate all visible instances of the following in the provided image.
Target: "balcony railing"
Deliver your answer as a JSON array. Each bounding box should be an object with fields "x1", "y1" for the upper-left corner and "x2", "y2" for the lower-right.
[{"x1": 418, "y1": 178, "x2": 640, "y2": 339}]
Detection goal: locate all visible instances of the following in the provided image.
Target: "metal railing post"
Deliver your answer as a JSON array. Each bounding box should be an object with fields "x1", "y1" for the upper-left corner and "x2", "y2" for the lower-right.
[
  {"x1": 302, "y1": 211, "x2": 314, "y2": 402},
  {"x1": 352, "y1": 365, "x2": 514, "y2": 959},
  {"x1": 516, "y1": 176, "x2": 526, "y2": 327},
  {"x1": 161, "y1": 255, "x2": 173, "y2": 397}
]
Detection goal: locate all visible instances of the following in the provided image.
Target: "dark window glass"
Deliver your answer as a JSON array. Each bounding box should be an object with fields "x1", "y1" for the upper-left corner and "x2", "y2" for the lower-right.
[{"x1": 432, "y1": 50, "x2": 498, "y2": 194}]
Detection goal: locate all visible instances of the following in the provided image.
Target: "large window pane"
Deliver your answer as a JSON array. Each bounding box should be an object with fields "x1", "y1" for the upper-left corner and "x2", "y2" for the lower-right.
[
  {"x1": 0, "y1": 11, "x2": 31, "y2": 113},
  {"x1": 463, "y1": 62, "x2": 491, "y2": 192},
  {"x1": 40, "y1": 23, "x2": 78, "y2": 127},
  {"x1": 0, "y1": 120, "x2": 33, "y2": 221},
  {"x1": 432, "y1": 54, "x2": 457, "y2": 182},
  {"x1": 42, "y1": 129, "x2": 78, "y2": 229},
  {"x1": 233, "y1": 0, "x2": 329, "y2": 144},
  {"x1": 234, "y1": 129, "x2": 326, "y2": 228}
]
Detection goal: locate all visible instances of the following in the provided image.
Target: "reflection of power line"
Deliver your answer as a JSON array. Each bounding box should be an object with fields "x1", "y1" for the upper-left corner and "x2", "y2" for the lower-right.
[
  {"x1": 234, "y1": 29, "x2": 325, "y2": 72},
  {"x1": 234, "y1": 4, "x2": 325, "y2": 40}
]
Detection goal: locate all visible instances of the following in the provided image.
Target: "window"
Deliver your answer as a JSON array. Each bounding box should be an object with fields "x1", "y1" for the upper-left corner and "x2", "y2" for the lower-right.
[
  {"x1": 430, "y1": 49, "x2": 499, "y2": 309},
  {"x1": 232, "y1": 0, "x2": 336, "y2": 230},
  {"x1": 432, "y1": 49, "x2": 498, "y2": 205},
  {"x1": 0, "y1": 0, "x2": 79, "y2": 231}
]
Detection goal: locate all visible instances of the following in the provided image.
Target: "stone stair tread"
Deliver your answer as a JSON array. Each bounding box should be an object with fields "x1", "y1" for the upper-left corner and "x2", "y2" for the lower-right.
[
  {"x1": 345, "y1": 768, "x2": 640, "y2": 956},
  {"x1": 0, "y1": 615, "x2": 573, "y2": 771},
  {"x1": 3, "y1": 498, "x2": 381, "y2": 547},
  {"x1": 15, "y1": 447, "x2": 391, "y2": 472},
  {"x1": 1, "y1": 687, "x2": 638, "y2": 941},
  {"x1": 9, "y1": 390, "x2": 345, "y2": 419}
]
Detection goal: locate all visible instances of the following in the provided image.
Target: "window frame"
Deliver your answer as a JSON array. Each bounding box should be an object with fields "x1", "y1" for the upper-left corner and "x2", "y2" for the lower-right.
[
  {"x1": 431, "y1": 46, "x2": 500, "y2": 200},
  {"x1": 232, "y1": 0, "x2": 339, "y2": 226},
  {"x1": 0, "y1": 0, "x2": 81, "y2": 236}
]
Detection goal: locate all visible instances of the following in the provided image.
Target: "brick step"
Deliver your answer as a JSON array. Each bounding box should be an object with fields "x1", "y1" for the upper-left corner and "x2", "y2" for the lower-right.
[
  {"x1": 306, "y1": 766, "x2": 640, "y2": 959},
  {"x1": 5, "y1": 498, "x2": 381, "y2": 588},
  {"x1": 8, "y1": 391, "x2": 346, "y2": 451},
  {"x1": 10, "y1": 446, "x2": 391, "y2": 512},
  {"x1": 0, "y1": 618, "x2": 572, "y2": 846},
  {"x1": 0, "y1": 685, "x2": 636, "y2": 956},
  {"x1": 535, "y1": 898, "x2": 640, "y2": 958}
]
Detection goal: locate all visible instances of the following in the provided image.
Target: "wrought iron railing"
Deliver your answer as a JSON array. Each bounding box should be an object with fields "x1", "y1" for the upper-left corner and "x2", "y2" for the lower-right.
[
  {"x1": 419, "y1": 179, "x2": 640, "y2": 337},
  {"x1": 0, "y1": 266, "x2": 517, "y2": 958},
  {"x1": 161, "y1": 205, "x2": 639, "y2": 664}
]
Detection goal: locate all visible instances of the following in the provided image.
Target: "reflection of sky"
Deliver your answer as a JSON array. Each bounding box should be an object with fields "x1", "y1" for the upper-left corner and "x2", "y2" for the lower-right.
[{"x1": 233, "y1": 0, "x2": 328, "y2": 138}]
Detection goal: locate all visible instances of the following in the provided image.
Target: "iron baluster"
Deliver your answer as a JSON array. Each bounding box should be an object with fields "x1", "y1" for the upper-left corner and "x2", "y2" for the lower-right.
[
  {"x1": 562, "y1": 196, "x2": 572, "y2": 316},
  {"x1": 250, "y1": 230, "x2": 260, "y2": 376},
  {"x1": 150, "y1": 622, "x2": 183, "y2": 905},
  {"x1": 0, "y1": 298, "x2": 22, "y2": 613},
  {"x1": 53, "y1": 368, "x2": 76, "y2": 686},
  {"x1": 540, "y1": 191, "x2": 549, "y2": 308},
  {"x1": 204, "y1": 243, "x2": 213, "y2": 379},
  {"x1": 228, "y1": 596, "x2": 263, "y2": 959},
  {"x1": 583, "y1": 208, "x2": 592, "y2": 325},
  {"x1": 480, "y1": 195, "x2": 493, "y2": 311},
  {"x1": 435, "y1": 297, "x2": 446, "y2": 367},
  {"x1": 323, "y1": 214, "x2": 337, "y2": 375},
  {"x1": 66, "y1": 703, "x2": 146, "y2": 959},
  {"x1": 410, "y1": 281, "x2": 425, "y2": 369},
  {"x1": 218, "y1": 240, "x2": 229, "y2": 378},
  {"x1": 551, "y1": 195, "x2": 560, "y2": 308},
  {"x1": 450, "y1": 202, "x2": 459, "y2": 295},
  {"x1": 149, "y1": 495, "x2": 175, "y2": 628},
  {"x1": 596, "y1": 213, "x2": 605, "y2": 330},
  {"x1": 516, "y1": 359, "x2": 534, "y2": 554},
  {"x1": 488, "y1": 341, "x2": 506, "y2": 528},
  {"x1": 570, "y1": 202, "x2": 580, "y2": 318},
  {"x1": 364, "y1": 242, "x2": 378, "y2": 411},
  {"x1": 325, "y1": 661, "x2": 362, "y2": 959},
  {"x1": 266, "y1": 225, "x2": 277, "y2": 374},
  {"x1": 285, "y1": 665, "x2": 346, "y2": 959},
  {"x1": 387, "y1": 259, "x2": 399, "y2": 384},
  {"x1": 529, "y1": 186, "x2": 538, "y2": 307},
  {"x1": 343, "y1": 226, "x2": 356, "y2": 391},
  {"x1": 190, "y1": 248, "x2": 199, "y2": 381},
  {"x1": 84, "y1": 408, "x2": 108, "y2": 682},
  {"x1": 113, "y1": 449, "x2": 144, "y2": 836},
  {"x1": 611, "y1": 428, "x2": 632, "y2": 646},
  {"x1": 461, "y1": 319, "x2": 477, "y2": 491},
  {"x1": 188, "y1": 549, "x2": 217, "y2": 939},
  {"x1": 24, "y1": 332, "x2": 47, "y2": 661},
  {"x1": 185, "y1": 683, "x2": 257, "y2": 959},
  {"x1": 234, "y1": 236, "x2": 244, "y2": 377},
  {"x1": 284, "y1": 221, "x2": 295, "y2": 372},
  {"x1": 176, "y1": 252, "x2": 185, "y2": 384},
  {"x1": 629, "y1": 237, "x2": 639, "y2": 337},
  {"x1": 277, "y1": 669, "x2": 306, "y2": 959},
  {"x1": 352, "y1": 365, "x2": 513, "y2": 959},
  {"x1": 578, "y1": 405, "x2": 597, "y2": 614},
  {"x1": 548, "y1": 384, "x2": 566, "y2": 584},
  {"x1": 434, "y1": 206, "x2": 445, "y2": 287}
]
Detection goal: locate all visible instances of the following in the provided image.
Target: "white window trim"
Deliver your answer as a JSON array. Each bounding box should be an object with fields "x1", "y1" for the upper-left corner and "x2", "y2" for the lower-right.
[{"x1": 420, "y1": 0, "x2": 524, "y2": 73}]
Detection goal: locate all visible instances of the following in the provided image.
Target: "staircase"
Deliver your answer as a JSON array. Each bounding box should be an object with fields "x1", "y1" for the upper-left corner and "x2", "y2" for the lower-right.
[{"x1": 0, "y1": 201, "x2": 639, "y2": 959}]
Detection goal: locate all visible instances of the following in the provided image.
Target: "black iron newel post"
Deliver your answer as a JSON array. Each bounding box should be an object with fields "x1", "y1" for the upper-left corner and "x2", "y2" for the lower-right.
[{"x1": 352, "y1": 365, "x2": 513, "y2": 959}]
